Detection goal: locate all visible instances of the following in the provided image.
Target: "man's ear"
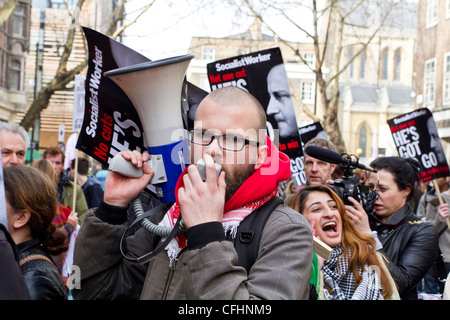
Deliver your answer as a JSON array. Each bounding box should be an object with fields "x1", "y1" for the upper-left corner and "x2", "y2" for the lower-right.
[
  {"x1": 330, "y1": 164, "x2": 337, "y2": 175},
  {"x1": 254, "y1": 145, "x2": 268, "y2": 171},
  {"x1": 13, "y1": 210, "x2": 31, "y2": 230}
]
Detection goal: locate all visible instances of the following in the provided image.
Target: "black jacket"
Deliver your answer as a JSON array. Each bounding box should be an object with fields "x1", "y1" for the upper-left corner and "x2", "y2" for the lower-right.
[
  {"x1": 370, "y1": 204, "x2": 439, "y2": 300},
  {"x1": 17, "y1": 239, "x2": 67, "y2": 300},
  {"x1": 0, "y1": 224, "x2": 30, "y2": 299}
]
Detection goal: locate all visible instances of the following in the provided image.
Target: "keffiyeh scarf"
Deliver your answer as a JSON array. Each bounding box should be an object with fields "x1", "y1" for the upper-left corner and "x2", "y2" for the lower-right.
[
  {"x1": 160, "y1": 136, "x2": 291, "y2": 266},
  {"x1": 322, "y1": 245, "x2": 383, "y2": 300},
  {"x1": 160, "y1": 190, "x2": 278, "y2": 266}
]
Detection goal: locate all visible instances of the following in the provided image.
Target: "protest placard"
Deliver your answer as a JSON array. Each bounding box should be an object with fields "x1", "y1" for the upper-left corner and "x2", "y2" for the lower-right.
[
  {"x1": 387, "y1": 108, "x2": 449, "y2": 183},
  {"x1": 207, "y1": 47, "x2": 304, "y2": 185},
  {"x1": 76, "y1": 27, "x2": 207, "y2": 167}
]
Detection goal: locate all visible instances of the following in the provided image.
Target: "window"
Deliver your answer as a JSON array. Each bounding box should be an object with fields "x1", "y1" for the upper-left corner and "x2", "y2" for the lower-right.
[
  {"x1": 426, "y1": 0, "x2": 438, "y2": 28},
  {"x1": 301, "y1": 81, "x2": 313, "y2": 103},
  {"x1": 424, "y1": 58, "x2": 436, "y2": 108},
  {"x1": 443, "y1": 53, "x2": 450, "y2": 105},
  {"x1": 348, "y1": 49, "x2": 354, "y2": 78},
  {"x1": 303, "y1": 53, "x2": 314, "y2": 67},
  {"x1": 358, "y1": 125, "x2": 367, "y2": 157},
  {"x1": 12, "y1": 3, "x2": 26, "y2": 37},
  {"x1": 381, "y1": 49, "x2": 388, "y2": 80},
  {"x1": 8, "y1": 59, "x2": 21, "y2": 91},
  {"x1": 202, "y1": 45, "x2": 215, "y2": 60},
  {"x1": 394, "y1": 49, "x2": 401, "y2": 81},
  {"x1": 360, "y1": 51, "x2": 366, "y2": 79}
]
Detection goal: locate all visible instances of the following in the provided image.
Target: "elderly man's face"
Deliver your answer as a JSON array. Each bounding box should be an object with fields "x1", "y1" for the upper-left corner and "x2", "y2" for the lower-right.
[{"x1": 0, "y1": 131, "x2": 26, "y2": 167}]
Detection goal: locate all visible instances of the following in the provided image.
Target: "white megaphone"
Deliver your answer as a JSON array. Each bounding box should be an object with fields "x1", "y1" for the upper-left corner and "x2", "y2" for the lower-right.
[{"x1": 104, "y1": 54, "x2": 194, "y2": 203}]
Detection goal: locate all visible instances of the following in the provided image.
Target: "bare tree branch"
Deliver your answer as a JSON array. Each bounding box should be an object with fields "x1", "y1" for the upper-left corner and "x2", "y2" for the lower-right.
[
  {"x1": 0, "y1": 0, "x2": 19, "y2": 26},
  {"x1": 111, "y1": 0, "x2": 156, "y2": 39},
  {"x1": 20, "y1": 0, "x2": 144, "y2": 131}
]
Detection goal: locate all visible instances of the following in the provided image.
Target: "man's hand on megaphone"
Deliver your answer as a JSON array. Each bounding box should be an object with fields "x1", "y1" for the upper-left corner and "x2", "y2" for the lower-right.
[
  {"x1": 103, "y1": 150, "x2": 154, "y2": 207},
  {"x1": 178, "y1": 154, "x2": 226, "y2": 229}
]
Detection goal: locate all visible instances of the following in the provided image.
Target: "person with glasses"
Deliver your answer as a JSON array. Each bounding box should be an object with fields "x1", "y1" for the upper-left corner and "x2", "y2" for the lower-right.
[{"x1": 73, "y1": 86, "x2": 313, "y2": 300}]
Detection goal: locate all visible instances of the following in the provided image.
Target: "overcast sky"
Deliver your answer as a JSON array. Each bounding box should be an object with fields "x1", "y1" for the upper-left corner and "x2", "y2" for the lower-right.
[{"x1": 122, "y1": 0, "x2": 313, "y2": 60}]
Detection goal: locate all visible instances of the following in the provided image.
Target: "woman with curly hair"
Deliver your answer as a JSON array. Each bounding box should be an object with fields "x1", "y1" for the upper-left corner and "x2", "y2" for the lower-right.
[
  {"x1": 4, "y1": 165, "x2": 68, "y2": 300},
  {"x1": 289, "y1": 185, "x2": 399, "y2": 300}
]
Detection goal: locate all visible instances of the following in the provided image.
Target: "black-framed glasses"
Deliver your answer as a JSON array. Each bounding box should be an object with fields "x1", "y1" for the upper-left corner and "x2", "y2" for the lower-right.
[{"x1": 188, "y1": 129, "x2": 260, "y2": 152}]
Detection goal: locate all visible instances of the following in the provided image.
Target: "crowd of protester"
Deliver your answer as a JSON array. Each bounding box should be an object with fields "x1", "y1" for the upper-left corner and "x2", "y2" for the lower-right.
[{"x1": 0, "y1": 87, "x2": 449, "y2": 300}]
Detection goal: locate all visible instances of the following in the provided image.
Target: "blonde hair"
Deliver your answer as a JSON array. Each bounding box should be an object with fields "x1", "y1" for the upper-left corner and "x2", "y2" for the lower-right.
[{"x1": 31, "y1": 158, "x2": 58, "y2": 187}]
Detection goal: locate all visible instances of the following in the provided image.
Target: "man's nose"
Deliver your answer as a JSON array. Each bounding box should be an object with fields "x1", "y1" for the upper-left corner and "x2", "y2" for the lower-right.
[
  {"x1": 9, "y1": 153, "x2": 20, "y2": 165},
  {"x1": 204, "y1": 136, "x2": 221, "y2": 157}
]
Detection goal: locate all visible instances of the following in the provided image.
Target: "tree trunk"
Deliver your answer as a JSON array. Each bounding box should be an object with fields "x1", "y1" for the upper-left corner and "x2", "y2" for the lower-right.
[{"x1": 322, "y1": 1, "x2": 346, "y2": 153}]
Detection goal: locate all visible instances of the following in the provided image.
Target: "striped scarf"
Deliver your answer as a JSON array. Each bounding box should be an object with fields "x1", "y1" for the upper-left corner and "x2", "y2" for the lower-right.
[
  {"x1": 322, "y1": 245, "x2": 383, "y2": 300},
  {"x1": 160, "y1": 136, "x2": 291, "y2": 266}
]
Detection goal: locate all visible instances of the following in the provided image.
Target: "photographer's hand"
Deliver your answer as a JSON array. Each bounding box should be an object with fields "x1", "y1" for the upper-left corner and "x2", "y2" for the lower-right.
[{"x1": 345, "y1": 196, "x2": 372, "y2": 234}]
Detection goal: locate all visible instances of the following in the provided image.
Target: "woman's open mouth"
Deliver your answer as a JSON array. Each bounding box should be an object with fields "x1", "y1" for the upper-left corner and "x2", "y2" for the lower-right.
[{"x1": 322, "y1": 221, "x2": 338, "y2": 236}]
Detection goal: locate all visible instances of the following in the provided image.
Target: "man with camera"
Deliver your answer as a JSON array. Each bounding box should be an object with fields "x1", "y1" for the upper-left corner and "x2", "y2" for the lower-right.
[{"x1": 73, "y1": 86, "x2": 313, "y2": 300}]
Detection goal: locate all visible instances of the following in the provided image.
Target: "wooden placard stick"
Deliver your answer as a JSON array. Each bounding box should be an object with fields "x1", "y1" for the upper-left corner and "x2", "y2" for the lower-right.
[{"x1": 313, "y1": 236, "x2": 332, "y2": 260}]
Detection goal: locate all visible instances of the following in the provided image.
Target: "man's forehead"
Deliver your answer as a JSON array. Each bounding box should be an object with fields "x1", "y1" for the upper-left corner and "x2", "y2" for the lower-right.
[
  {"x1": 47, "y1": 154, "x2": 63, "y2": 161},
  {"x1": 0, "y1": 131, "x2": 25, "y2": 150}
]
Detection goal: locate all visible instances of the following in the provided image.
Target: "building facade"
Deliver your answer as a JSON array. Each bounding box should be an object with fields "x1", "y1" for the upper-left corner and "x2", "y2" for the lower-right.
[
  {"x1": 322, "y1": 0, "x2": 418, "y2": 163},
  {"x1": 0, "y1": 0, "x2": 31, "y2": 123},
  {"x1": 16, "y1": 0, "x2": 114, "y2": 154},
  {"x1": 187, "y1": 19, "x2": 317, "y2": 129},
  {"x1": 414, "y1": 0, "x2": 450, "y2": 159}
]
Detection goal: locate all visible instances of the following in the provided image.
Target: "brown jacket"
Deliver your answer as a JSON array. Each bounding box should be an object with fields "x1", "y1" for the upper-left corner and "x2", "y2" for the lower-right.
[{"x1": 73, "y1": 201, "x2": 313, "y2": 300}]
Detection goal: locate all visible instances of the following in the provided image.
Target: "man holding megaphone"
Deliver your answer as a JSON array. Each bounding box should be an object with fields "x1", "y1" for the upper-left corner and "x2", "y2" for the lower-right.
[{"x1": 73, "y1": 86, "x2": 313, "y2": 300}]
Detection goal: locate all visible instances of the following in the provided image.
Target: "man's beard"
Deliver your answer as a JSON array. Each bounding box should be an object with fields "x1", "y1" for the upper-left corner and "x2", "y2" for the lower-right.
[{"x1": 223, "y1": 164, "x2": 255, "y2": 203}]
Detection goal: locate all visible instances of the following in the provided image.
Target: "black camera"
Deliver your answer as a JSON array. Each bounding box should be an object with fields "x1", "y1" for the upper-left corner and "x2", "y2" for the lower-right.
[
  {"x1": 304, "y1": 146, "x2": 378, "y2": 212},
  {"x1": 328, "y1": 177, "x2": 363, "y2": 206},
  {"x1": 327, "y1": 153, "x2": 365, "y2": 206}
]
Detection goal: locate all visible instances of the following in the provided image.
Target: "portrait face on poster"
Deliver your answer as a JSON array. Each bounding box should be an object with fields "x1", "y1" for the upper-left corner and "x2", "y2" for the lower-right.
[
  {"x1": 206, "y1": 47, "x2": 304, "y2": 185},
  {"x1": 266, "y1": 64, "x2": 298, "y2": 139}
]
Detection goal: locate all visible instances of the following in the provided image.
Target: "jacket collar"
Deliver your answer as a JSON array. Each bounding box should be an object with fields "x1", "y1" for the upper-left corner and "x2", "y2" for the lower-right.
[
  {"x1": 17, "y1": 238, "x2": 41, "y2": 255},
  {"x1": 373, "y1": 204, "x2": 411, "y2": 226}
]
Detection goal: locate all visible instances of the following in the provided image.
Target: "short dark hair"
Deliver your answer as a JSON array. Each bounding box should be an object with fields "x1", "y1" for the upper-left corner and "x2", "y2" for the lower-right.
[
  {"x1": 43, "y1": 146, "x2": 65, "y2": 163},
  {"x1": 369, "y1": 156, "x2": 420, "y2": 202},
  {"x1": 71, "y1": 157, "x2": 90, "y2": 175},
  {"x1": 304, "y1": 137, "x2": 337, "y2": 154}
]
